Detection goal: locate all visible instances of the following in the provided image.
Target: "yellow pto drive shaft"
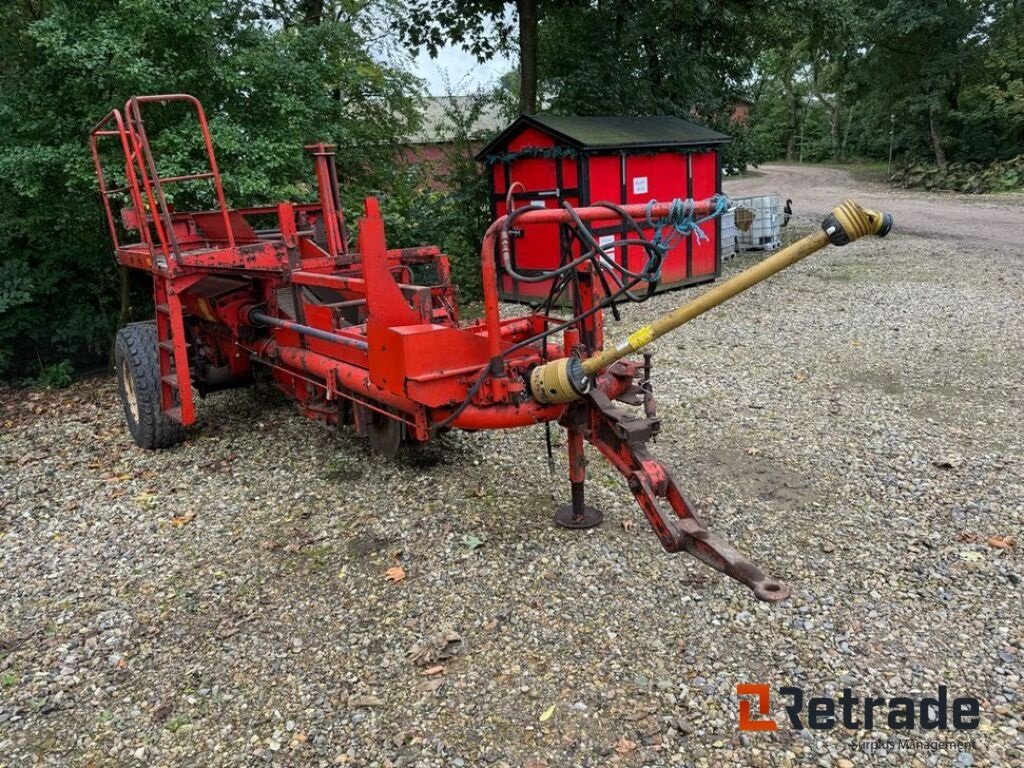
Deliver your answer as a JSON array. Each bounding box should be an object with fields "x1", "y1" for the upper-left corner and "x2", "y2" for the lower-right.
[{"x1": 530, "y1": 199, "x2": 893, "y2": 404}]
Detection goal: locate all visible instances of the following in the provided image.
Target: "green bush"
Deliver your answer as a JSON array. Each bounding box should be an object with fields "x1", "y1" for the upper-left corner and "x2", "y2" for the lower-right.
[
  {"x1": 888, "y1": 155, "x2": 1024, "y2": 194},
  {"x1": 378, "y1": 94, "x2": 494, "y2": 303},
  {"x1": 38, "y1": 359, "x2": 74, "y2": 389},
  {"x1": 0, "y1": 0, "x2": 419, "y2": 381}
]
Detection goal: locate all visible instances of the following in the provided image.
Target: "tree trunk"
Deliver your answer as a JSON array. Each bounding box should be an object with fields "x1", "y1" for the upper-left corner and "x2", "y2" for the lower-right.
[
  {"x1": 641, "y1": 33, "x2": 662, "y2": 88},
  {"x1": 841, "y1": 104, "x2": 855, "y2": 160},
  {"x1": 829, "y1": 102, "x2": 841, "y2": 160},
  {"x1": 302, "y1": 0, "x2": 324, "y2": 26},
  {"x1": 783, "y1": 81, "x2": 799, "y2": 161},
  {"x1": 929, "y1": 106, "x2": 947, "y2": 167},
  {"x1": 517, "y1": 0, "x2": 538, "y2": 114}
]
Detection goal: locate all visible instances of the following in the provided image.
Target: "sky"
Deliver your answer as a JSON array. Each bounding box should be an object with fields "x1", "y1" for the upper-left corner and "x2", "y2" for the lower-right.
[{"x1": 413, "y1": 44, "x2": 514, "y2": 95}]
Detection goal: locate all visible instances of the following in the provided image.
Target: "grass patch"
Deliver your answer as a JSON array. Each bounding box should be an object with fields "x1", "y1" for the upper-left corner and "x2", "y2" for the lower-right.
[{"x1": 165, "y1": 715, "x2": 191, "y2": 733}]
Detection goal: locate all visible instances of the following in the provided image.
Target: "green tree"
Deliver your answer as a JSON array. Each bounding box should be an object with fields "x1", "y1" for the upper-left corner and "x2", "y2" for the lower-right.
[
  {"x1": 537, "y1": 1, "x2": 770, "y2": 118},
  {"x1": 0, "y1": 0, "x2": 419, "y2": 378},
  {"x1": 861, "y1": 0, "x2": 992, "y2": 167},
  {"x1": 395, "y1": 0, "x2": 562, "y2": 114}
]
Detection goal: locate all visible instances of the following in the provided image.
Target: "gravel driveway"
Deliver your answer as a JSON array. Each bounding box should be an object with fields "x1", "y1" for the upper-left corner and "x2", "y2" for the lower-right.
[
  {"x1": 2, "y1": 166, "x2": 1022, "y2": 767},
  {"x1": 727, "y1": 163, "x2": 1024, "y2": 254}
]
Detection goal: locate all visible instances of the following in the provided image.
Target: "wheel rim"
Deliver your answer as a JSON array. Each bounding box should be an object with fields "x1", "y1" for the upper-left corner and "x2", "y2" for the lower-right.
[{"x1": 121, "y1": 358, "x2": 140, "y2": 423}]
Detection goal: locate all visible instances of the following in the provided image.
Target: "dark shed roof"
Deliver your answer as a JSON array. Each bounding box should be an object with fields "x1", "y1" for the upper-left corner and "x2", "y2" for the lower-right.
[{"x1": 476, "y1": 114, "x2": 730, "y2": 160}]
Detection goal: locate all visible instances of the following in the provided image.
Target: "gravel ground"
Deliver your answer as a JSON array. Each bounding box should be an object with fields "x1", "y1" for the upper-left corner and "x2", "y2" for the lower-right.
[{"x1": 2, "y1": 170, "x2": 1022, "y2": 767}]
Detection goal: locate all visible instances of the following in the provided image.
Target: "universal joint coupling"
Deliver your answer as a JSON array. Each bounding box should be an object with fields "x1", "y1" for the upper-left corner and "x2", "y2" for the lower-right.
[
  {"x1": 821, "y1": 199, "x2": 893, "y2": 246},
  {"x1": 528, "y1": 356, "x2": 591, "y2": 405}
]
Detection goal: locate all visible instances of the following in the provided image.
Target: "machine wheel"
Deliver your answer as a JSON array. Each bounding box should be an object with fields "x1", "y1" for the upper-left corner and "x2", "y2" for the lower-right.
[{"x1": 114, "y1": 323, "x2": 185, "y2": 449}]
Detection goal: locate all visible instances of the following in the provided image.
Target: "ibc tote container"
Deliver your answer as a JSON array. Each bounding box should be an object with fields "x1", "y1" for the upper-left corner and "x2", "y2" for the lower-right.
[
  {"x1": 720, "y1": 208, "x2": 737, "y2": 261},
  {"x1": 734, "y1": 194, "x2": 782, "y2": 252}
]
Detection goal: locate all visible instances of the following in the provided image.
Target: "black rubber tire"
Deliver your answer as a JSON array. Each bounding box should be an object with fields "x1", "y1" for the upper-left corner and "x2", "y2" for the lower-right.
[{"x1": 114, "y1": 322, "x2": 185, "y2": 449}]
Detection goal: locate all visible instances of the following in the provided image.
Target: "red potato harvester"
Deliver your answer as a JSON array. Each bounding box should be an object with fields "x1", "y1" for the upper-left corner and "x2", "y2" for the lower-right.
[{"x1": 91, "y1": 95, "x2": 893, "y2": 602}]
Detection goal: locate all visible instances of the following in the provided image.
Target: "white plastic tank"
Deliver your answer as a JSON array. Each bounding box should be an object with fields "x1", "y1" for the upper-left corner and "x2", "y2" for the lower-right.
[
  {"x1": 733, "y1": 195, "x2": 782, "y2": 252},
  {"x1": 720, "y1": 209, "x2": 737, "y2": 261}
]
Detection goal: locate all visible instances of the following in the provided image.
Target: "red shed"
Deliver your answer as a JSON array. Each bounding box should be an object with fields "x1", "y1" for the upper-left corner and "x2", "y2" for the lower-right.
[{"x1": 476, "y1": 114, "x2": 731, "y2": 302}]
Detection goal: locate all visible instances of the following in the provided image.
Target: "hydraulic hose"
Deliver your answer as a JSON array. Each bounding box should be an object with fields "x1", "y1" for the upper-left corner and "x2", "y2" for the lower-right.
[{"x1": 529, "y1": 199, "x2": 893, "y2": 404}]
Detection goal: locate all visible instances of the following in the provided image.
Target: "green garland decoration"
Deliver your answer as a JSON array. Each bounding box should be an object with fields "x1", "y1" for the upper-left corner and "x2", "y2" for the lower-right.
[{"x1": 484, "y1": 145, "x2": 579, "y2": 165}]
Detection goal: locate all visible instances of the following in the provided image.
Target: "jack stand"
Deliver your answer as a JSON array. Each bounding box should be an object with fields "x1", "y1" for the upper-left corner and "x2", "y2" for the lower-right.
[{"x1": 555, "y1": 427, "x2": 603, "y2": 529}]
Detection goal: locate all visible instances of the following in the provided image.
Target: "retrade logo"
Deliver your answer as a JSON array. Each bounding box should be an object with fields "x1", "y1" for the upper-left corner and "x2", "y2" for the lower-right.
[
  {"x1": 737, "y1": 683, "x2": 777, "y2": 731},
  {"x1": 737, "y1": 684, "x2": 980, "y2": 732}
]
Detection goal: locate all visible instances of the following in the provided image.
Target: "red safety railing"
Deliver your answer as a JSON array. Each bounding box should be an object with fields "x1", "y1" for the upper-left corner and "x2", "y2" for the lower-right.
[{"x1": 90, "y1": 94, "x2": 236, "y2": 268}]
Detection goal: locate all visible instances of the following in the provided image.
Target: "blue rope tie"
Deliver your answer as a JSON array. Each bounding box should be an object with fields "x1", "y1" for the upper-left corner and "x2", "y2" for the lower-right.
[{"x1": 645, "y1": 194, "x2": 731, "y2": 252}]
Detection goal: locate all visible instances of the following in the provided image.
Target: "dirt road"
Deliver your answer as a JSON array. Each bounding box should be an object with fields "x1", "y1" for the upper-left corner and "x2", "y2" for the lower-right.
[{"x1": 725, "y1": 163, "x2": 1024, "y2": 255}]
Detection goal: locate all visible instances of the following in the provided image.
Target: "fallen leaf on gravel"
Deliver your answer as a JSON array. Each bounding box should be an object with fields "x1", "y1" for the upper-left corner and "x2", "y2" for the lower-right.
[
  {"x1": 171, "y1": 511, "x2": 196, "y2": 527},
  {"x1": 986, "y1": 535, "x2": 1016, "y2": 549},
  {"x1": 956, "y1": 532, "x2": 979, "y2": 542},
  {"x1": 384, "y1": 566, "x2": 406, "y2": 583},
  {"x1": 417, "y1": 678, "x2": 445, "y2": 694},
  {"x1": 745, "y1": 447, "x2": 760, "y2": 456},
  {"x1": 483, "y1": 618, "x2": 498, "y2": 631},
  {"x1": 622, "y1": 519, "x2": 635, "y2": 531},
  {"x1": 614, "y1": 737, "x2": 637, "y2": 754},
  {"x1": 289, "y1": 732, "x2": 307, "y2": 747},
  {"x1": 422, "y1": 665, "x2": 445, "y2": 676},
  {"x1": 348, "y1": 695, "x2": 383, "y2": 708},
  {"x1": 407, "y1": 628, "x2": 462, "y2": 666},
  {"x1": 539, "y1": 704, "x2": 555, "y2": 722},
  {"x1": 959, "y1": 551, "x2": 983, "y2": 562},
  {"x1": 462, "y1": 534, "x2": 484, "y2": 550}
]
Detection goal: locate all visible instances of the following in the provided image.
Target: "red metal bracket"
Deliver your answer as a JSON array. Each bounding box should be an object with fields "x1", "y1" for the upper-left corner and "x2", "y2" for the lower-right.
[{"x1": 568, "y1": 390, "x2": 791, "y2": 602}]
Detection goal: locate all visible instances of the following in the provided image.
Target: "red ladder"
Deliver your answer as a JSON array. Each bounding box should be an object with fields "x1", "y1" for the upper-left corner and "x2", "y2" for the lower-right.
[
  {"x1": 92, "y1": 95, "x2": 234, "y2": 429},
  {"x1": 154, "y1": 277, "x2": 195, "y2": 425}
]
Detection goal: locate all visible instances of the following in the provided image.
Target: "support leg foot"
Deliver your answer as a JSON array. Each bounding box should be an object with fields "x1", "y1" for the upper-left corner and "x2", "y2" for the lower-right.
[{"x1": 554, "y1": 480, "x2": 603, "y2": 529}]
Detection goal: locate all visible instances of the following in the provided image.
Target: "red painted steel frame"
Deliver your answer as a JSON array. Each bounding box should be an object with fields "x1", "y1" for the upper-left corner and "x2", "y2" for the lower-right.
[{"x1": 91, "y1": 94, "x2": 791, "y2": 602}]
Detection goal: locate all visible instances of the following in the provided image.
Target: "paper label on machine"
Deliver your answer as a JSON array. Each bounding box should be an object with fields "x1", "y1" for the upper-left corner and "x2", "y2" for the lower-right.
[
  {"x1": 632, "y1": 176, "x2": 648, "y2": 195},
  {"x1": 597, "y1": 234, "x2": 617, "y2": 263}
]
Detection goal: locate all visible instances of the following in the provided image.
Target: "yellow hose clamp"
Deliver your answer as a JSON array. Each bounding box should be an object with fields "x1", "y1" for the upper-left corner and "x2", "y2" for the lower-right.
[{"x1": 529, "y1": 356, "x2": 592, "y2": 404}]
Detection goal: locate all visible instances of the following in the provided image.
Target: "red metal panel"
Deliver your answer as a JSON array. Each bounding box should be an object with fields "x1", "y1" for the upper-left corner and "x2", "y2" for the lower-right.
[
  {"x1": 495, "y1": 127, "x2": 572, "y2": 299},
  {"x1": 624, "y1": 153, "x2": 688, "y2": 286},
  {"x1": 587, "y1": 154, "x2": 620, "y2": 204},
  {"x1": 507, "y1": 125, "x2": 555, "y2": 152},
  {"x1": 562, "y1": 157, "x2": 578, "y2": 188},
  {"x1": 689, "y1": 150, "x2": 719, "y2": 279},
  {"x1": 485, "y1": 124, "x2": 723, "y2": 302}
]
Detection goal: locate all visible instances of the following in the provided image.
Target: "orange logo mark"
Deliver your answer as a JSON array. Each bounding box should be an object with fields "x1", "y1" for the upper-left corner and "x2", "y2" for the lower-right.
[{"x1": 737, "y1": 683, "x2": 777, "y2": 731}]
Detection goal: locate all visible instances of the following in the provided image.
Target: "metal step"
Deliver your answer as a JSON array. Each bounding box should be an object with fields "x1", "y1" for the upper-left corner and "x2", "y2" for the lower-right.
[{"x1": 158, "y1": 340, "x2": 191, "y2": 352}]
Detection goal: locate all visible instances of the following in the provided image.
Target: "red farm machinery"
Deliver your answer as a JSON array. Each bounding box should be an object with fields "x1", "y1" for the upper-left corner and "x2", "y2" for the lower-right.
[{"x1": 91, "y1": 94, "x2": 893, "y2": 602}]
